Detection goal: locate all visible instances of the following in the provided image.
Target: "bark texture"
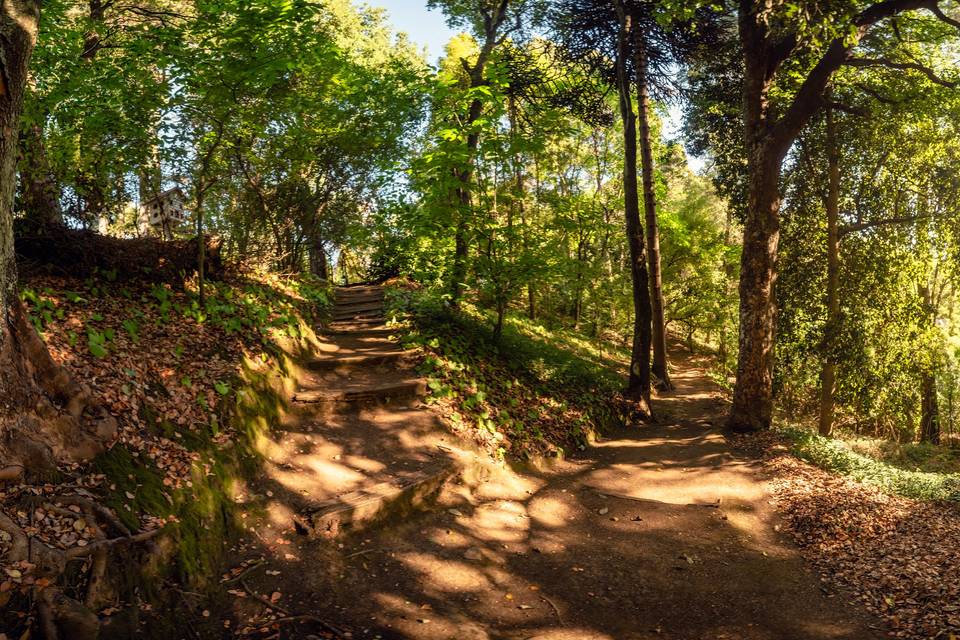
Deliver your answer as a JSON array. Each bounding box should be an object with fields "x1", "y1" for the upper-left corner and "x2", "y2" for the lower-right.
[
  {"x1": 633, "y1": 26, "x2": 671, "y2": 391},
  {"x1": 614, "y1": 3, "x2": 652, "y2": 416}
]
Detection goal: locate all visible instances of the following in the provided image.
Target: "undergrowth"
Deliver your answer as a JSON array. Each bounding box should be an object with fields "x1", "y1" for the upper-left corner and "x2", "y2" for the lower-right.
[
  {"x1": 385, "y1": 286, "x2": 624, "y2": 459},
  {"x1": 5, "y1": 269, "x2": 331, "y2": 637},
  {"x1": 779, "y1": 426, "x2": 960, "y2": 501}
]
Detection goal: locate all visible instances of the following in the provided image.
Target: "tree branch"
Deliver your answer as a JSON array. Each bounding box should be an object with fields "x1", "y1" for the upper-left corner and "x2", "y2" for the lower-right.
[
  {"x1": 845, "y1": 56, "x2": 957, "y2": 87},
  {"x1": 926, "y1": 2, "x2": 960, "y2": 30},
  {"x1": 771, "y1": 0, "x2": 935, "y2": 153},
  {"x1": 839, "y1": 215, "x2": 922, "y2": 236}
]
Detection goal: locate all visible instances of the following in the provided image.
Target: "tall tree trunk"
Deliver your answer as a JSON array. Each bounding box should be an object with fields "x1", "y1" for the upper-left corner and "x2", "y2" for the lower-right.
[
  {"x1": 450, "y1": 169, "x2": 473, "y2": 304},
  {"x1": 614, "y1": 4, "x2": 652, "y2": 416},
  {"x1": 818, "y1": 104, "x2": 841, "y2": 437},
  {"x1": 308, "y1": 220, "x2": 328, "y2": 280},
  {"x1": 196, "y1": 190, "x2": 206, "y2": 306},
  {"x1": 0, "y1": 0, "x2": 114, "y2": 479},
  {"x1": 448, "y1": 1, "x2": 511, "y2": 305},
  {"x1": 633, "y1": 26, "x2": 671, "y2": 391}
]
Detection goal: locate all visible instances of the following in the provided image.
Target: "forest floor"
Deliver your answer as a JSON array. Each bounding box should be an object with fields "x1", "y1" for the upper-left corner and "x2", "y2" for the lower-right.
[{"x1": 221, "y1": 342, "x2": 886, "y2": 640}]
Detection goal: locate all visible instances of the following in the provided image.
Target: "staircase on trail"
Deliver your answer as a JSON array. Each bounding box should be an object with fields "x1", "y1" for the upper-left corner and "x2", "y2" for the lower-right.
[{"x1": 265, "y1": 285, "x2": 478, "y2": 540}]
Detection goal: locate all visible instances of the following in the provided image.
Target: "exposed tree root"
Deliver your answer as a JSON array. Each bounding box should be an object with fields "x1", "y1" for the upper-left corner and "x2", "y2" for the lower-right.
[
  {"x1": 1, "y1": 489, "x2": 165, "y2": 639},
  {"x1": 1, "y1": 299, "x2": 117, "y2": 477}
]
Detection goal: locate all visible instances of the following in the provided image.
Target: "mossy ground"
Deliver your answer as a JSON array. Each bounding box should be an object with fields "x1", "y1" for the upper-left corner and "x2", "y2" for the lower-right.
[
  {"x1": 778, "y1": 425, "x2": 960, "y2": 501},
  {"x1": 5, "y1": 271, "x2": 331, "y2": 639}
]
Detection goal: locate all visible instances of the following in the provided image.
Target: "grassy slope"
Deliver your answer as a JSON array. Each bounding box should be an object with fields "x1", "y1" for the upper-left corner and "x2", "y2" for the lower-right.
[{"x1": 385, "y1": 286, "x2": 627, "y2": 459}]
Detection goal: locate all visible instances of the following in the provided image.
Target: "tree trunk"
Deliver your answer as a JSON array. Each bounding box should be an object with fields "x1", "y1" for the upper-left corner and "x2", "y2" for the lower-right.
[
  {"x1": 493, "y1": 302, "x2": 506, "y2": 342},
  {"x1": 18, "y1": 122, "x2": 63, "y2": 227},
  {"x1": 0, "y1": 0, "x2": 115, "y2": 479},
  {"x1": 818, "y1": 105, "x2": 841, "y2": 437},
  {"x1": 920, "y1": 372, "x2": 940, "y2": 444},
  {"x1": 919, "y1": 284, "x2": 941, "y2": 444},
  {"x1": 449, "y1": 171, "x2": 472, "y2": 304},
  {"x1": 448, "y1": 2, "x2": 511, "y2": 305},
  {"x1": 196, "y1": 189, "x2": 206, "y2": 306},
  {"x1": 728, "y1": 144, "x2": 782, "y2": 432},
  {"x1": 634, "y1": 27, "x2": 671, "y2": 391},
  {"x1": 614, "y1": 4, "x2": 652, "y2": 417},
  {"x1": 308, "y1": 228, "x2": 329, "y2": 280}
]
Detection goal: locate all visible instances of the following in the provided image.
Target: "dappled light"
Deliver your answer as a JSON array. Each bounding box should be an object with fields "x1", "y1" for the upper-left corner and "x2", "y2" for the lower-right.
[{"x1": 2, "y1": 0, "x2": 960, "y2": 637}]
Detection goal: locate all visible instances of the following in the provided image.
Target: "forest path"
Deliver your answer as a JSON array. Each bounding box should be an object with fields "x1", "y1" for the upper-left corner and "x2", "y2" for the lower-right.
[{"x1": 227, "y1": 341, "x2": 883, "y2": 640}]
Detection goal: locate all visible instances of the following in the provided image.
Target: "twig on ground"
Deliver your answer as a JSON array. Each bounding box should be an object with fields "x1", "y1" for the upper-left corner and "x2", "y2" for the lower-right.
[
  {"x1": 540, "y1": 594, "x2": 564, "y2": 626},
  {"x1": 221, "y1": 559, "x2": 265, "y2": 583},
  {"x1": 239, "y1": 578, "x2": 346, "y2": 636}
]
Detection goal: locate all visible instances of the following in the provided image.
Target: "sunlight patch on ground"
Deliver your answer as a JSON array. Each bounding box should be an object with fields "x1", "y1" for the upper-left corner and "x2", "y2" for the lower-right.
[
  {"x1": 265, "y1": 458, "x2": 368, "y2": 496},
  {"x1": 528, "y1": 495, "x2": 572, "y2": 528},
  {"x1": 465, "y1": 501, "x2": 530, "y2": 543},
  {"x1": 400, "y1": 552, "x2": 491, "y2": 592}
]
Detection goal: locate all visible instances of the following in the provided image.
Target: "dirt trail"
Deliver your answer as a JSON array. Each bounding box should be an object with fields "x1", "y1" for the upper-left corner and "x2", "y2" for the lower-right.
[{"x1": 225, "y1": 321, "x2": 883, "y2": 639}]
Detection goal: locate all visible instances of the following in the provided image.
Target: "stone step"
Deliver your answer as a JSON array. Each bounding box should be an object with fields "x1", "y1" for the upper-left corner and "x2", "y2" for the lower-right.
[
  {"x1": 293, "y1": 462, "x2": 460, "y2": 539},
  {"x1": 305, "y1": 350, "x2": 414, "y2": 373},
  {"x1": 332, "y1": 301, "x2": 383, "y2": 315},
  {"x1": 325, "y1": 326, "x2": 396, "y2": 337},
  {"x1": 291, "y1": 378, "x2": 427, "y2": 420}
]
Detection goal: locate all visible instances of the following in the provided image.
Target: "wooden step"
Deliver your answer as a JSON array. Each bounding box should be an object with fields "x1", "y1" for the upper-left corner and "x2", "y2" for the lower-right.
[
  {"x1": 334, "y1": 287, "x2": 384, "y2": 299},
  {"x1": 334, "y1": 297, "x2": 383, "y2": 306},
  {"x1": 294, "y1": 462, "x2": 460, "y2": 539}
]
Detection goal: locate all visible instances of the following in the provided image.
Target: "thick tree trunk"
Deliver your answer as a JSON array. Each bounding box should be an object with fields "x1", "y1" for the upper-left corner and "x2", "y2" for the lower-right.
[
  {"x1": 634, "y1": 28, "x2": 671, "y2": 391},
  {"x1": 0, "y1": 0, "x2": 115, "y2": 479},
  {"x1": 818, "y1": 105, "x2": 841, "y2": 437},
  {"x1": 728, "y1": 146, "x2": 782, "y2": 432},
  {"x1": 614, "y1": 5, "x2": 652, "y2": 417}
]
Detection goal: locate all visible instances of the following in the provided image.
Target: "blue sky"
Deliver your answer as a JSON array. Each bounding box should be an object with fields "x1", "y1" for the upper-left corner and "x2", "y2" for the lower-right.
[{"x1": 367, "y1": 0, "x2": 459, "y2": 63}]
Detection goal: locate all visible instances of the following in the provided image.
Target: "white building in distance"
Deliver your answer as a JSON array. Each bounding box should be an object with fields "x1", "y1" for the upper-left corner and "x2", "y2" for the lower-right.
[{"x1": 139, "y1": 187, "x2": 187, "y2": 240}]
